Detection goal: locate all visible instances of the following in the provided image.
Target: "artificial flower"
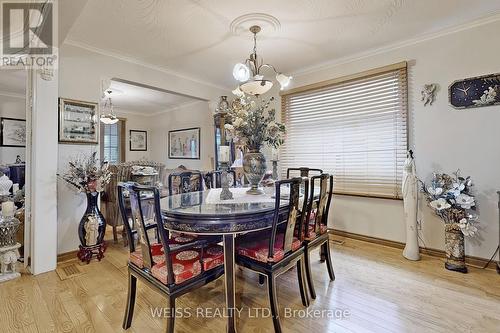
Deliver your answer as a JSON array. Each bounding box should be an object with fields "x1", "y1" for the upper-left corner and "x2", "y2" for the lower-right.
[
  {"x1": 458, "y1": 219, "x2": 478, "y2": 237},
  {"x1": 449, "y1": 182, "x2": 465, "y2": 197},
  {"x1": 456, "y1": 193, "x2": 475, "y2": 209},
  {"x1": 429, "y1": 198, "x2": 451, "y2": 211},
  {"x1": 428, "y1": 186, "x2": 443, "y2": 196}
]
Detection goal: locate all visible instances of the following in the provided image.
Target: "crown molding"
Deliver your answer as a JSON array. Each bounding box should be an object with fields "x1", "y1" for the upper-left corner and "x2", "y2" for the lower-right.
[
  {"x1": 148, "y1": 100, "x2": 206, "y2": 117},
  {"x1": 63, "y1": 39, "x2": 232, "y2": 92},
  {"x1": 290, "y1": 11, "x2": 500, "y2": 78},
  {"x1": 0, "y1": 91, "x2": 25, "y2": 99}
]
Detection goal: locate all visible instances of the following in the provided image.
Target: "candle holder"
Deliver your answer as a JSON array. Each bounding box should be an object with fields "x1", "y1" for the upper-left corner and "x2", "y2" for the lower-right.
[
  {"x1": 272, "y1": 160, "x2": 279, "y2": 180},
  {"x1": 220, "y1": 162, "x2": 233, "y2": 201}
]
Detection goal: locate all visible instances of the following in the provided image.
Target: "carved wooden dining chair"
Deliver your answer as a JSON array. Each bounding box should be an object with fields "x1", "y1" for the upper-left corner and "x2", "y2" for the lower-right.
[
  {"x1": 302, "y1": 173, "x2": 335, "y2": 299},
  {"x1": 168, "y1": 171, "x2": 203, "y2": 195},
  {"x1": 236, "y1": 177, "x2": 310, "y2": 333},
  {"x1": 117, "y1": 182, "x2": 224, "y2": 333},
  {"x1": 286, "y1": 167, "x2": 323, "y2": 178},
  {"x1": 204, "y1": 169, "x2": 237, "y2": 189}
]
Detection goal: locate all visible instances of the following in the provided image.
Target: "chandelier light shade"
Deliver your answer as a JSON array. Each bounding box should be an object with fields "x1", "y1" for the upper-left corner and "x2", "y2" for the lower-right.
[
  {"x1": 100, "y1": 90, "x2": 119, "y2": 124},
  {"x1": 232, "y1": 25, "x2": 292, "y2": 96}
]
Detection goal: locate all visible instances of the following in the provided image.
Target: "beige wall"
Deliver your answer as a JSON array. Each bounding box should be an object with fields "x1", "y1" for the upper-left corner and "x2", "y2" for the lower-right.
[{"x1": 281, "y1": 19, "x2": 500, "y2": 260}]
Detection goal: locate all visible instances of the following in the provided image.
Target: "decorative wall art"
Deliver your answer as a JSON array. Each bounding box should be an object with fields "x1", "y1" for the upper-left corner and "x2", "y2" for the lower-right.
[
  {"x1": 59, "y1": 98, "x2": 99, "y2": 144},
  {"x1": 449, "y1": 73, "x2": 500, "y2": 109},
  {"x1": 129, "y1": 130, "x2": 147, "y2": 151},
  {"x1": 1, "y1": 118, "x2": 26, "y2": 147},
  {"x1": 168, "y1": 127, "x2": 200, "y2": 159},
  {"x1": 421, "y1": 84, "x2": 437, "y2": 106}
]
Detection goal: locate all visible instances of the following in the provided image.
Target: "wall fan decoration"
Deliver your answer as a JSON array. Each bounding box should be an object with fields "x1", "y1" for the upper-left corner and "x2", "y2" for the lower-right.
[{"x1": 449, "y1": 73, "x2": 500, "y2": 109}]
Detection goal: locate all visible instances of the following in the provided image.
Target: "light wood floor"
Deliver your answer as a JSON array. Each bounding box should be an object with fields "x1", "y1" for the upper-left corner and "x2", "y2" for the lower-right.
[{"x1": 1, "y1": 233, "x2": 499, "y2": 333}]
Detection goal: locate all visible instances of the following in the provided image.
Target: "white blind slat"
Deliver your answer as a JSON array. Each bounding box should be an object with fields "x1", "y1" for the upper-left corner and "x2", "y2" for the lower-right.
[{"x1": 281, "y1": 66, "x2": 408, "y2": 199}]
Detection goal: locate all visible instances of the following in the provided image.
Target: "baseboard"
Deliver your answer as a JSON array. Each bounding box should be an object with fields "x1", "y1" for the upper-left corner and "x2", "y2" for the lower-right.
[
  {"x1": 57, "y1": 250, "x2": 79, "y2": 263},
  {"x1": 329, "y1": 229, "x2": 497, "y2": 270}
]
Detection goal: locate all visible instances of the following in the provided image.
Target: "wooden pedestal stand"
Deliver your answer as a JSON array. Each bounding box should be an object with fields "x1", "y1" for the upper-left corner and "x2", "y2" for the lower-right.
[{"x1": 77, "y1": 242, "x2": 107, "y2": 264}]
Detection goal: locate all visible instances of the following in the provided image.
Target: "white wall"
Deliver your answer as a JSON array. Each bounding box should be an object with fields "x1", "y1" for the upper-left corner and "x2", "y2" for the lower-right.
[
  {"x1": 115, "y1": 110, "x2": 152, "y2": 162},
  {"x1": 284, "y1": 19, "x2": 500, "y2": 260},
  {"x1": 0, "y1": 95, "x2": 26, "y2": 164},
  {"x1": 150, "y1": 101, "x2": 214, "y2": 171},
  {"x1": 57, "y1": 44, "x2": 226, "y2": 254}
]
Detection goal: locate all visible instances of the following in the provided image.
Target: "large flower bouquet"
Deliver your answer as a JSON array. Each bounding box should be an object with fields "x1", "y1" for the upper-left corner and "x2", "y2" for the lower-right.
[
  {"x1": 422, "y1": 171, "x2": 478, "y2": 236},
  {"x1": 60, "y1": 152, "x2": 112, "y2": 193},
  {"x1": 224, "y1": 97, "x2": 285, "y2": 150}
]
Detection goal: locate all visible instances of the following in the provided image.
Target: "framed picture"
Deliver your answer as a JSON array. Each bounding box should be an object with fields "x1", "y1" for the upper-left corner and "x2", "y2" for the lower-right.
[
  {"x1": 130, "y1": 130, "x2": 147, "y2": 151},
  {"x1": 168, "y1": 127, "x2": 200, "y2": 159},
  {"x1": 449, "y1": 73, "x2": 500, "y2": 109},
  {"x1": 1, "y1": 117, "x2": 26, "y2": 147},
  {"x1": 59, "y1": 98, "x2": 98, "y2": 144}
]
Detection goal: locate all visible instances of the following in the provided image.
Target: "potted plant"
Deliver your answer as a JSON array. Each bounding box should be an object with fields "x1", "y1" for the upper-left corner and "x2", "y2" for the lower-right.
[
  {"x1": 422, "y1": 171, "x2": 479, "y2": 273},
  {"x1": 60, "y1": 152, "x2": 112, "y2": 262},
  {"x1": 224, "y1": 97, "x2": 285, "y2": 194}
]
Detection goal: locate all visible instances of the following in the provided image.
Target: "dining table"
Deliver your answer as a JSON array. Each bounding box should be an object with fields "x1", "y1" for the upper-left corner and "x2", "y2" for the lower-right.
[{"x1": 160, "y1": 187, "x2": 293, "y2": 333}]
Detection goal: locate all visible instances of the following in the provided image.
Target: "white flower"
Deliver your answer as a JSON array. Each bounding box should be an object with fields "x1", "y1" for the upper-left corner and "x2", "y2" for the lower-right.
[
  {"x1": 224, "y1": 124, "x2": 234, "y2": 130},
  {"x1": 428, "y1": 187, "x2": 443, "y2": 196},
  {"x1": 250, "y1": 101, "x2": 256, "y2": 108},
  {"x1": 233, "y1": 118, "x2": 244, "y2": 127},
  {"x1": 458, "y1": 219, "x2": 478, "y2": 237},
  {"x1": 429, "y1": 198, "x2": 451, "y2": 211},
  {"x1": 455, "y1": 194, "x2": 475, "y2": 209},
  {"x1": 448, "y1": 182, "x2": 465, "y2": 196}
]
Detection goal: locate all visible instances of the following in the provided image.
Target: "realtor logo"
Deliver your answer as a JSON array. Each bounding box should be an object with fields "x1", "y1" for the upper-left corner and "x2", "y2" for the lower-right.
[{"x1": 1, "y1": 1, "x2": 56, "y2": 68}]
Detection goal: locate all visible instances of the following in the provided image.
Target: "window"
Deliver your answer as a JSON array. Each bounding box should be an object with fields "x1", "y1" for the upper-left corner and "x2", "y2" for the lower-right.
[
  {"x1": 281, "y1": 63, "x2": 408, "y2": 199},
  {"x1": 100, "y1": 120, "x2": 125, "y2": 164}
]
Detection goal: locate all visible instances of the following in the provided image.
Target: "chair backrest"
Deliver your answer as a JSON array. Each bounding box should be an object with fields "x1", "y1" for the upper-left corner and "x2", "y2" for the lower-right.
[
  {"x1": 306, "y1": 174, "x2": 333, "y2": 238},
  {"x1": 204, "y1": 170, "x2": 237, "y2": 189},
  {"x1": 286, "y1": 167, "x2": 323, "y2": 179},
  {"x1": 267, "y1": 177, "x2": 309, "y2": 260},
  {"x1": 168, "y1": 171, "x2": 203, "y2": 195},
  {"x1": 118, "y1": 182, "x2": 179, "y2": 284}
]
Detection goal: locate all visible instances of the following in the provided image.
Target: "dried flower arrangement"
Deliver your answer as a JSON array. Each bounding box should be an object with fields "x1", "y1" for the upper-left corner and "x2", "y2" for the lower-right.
[
  {"x1": 224, "y1": 97, "x2": 286, "y2": 150},
  {"x1": 60, "y1": 152, "x2": 112, "y2": 193}
]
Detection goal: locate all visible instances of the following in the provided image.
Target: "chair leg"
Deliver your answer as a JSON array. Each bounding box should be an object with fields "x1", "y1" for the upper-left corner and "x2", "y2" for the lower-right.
[
  {"x1": 113, "y1": 224, "x2": 118, "y2": 244},
  {"x1": 319, "y1": 243, "x2": 326, "y2": 262},
  {"x1": 324, "y1": 241, "x2": 335, "y2": 281},
  {"x1": 122, "y1": 272, "x2": 137, "y2": 329},
  {"x1": 304, "y1": 247, "x2": 316, "y2": 300},
  {"x1": 267, "y1": 274, "x2": 282, "y2": 333},
  {"x1": 166, "y1": 297, "x2": 175, "y2": 333},
  {"x1": 297, "y1": 259, "x2": 309, "y2": 307},
  {"x1": 259, "y1": 274, "x2": 265, "y2": 285}
]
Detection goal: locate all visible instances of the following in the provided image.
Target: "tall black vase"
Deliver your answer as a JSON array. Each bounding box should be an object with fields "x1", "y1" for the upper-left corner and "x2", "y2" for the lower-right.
[{"x1": 78, "y1": 192, "x2": 106, "y2": 247}]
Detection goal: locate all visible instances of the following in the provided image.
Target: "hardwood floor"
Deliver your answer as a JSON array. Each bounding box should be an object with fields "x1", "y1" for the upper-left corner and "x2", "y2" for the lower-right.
[{"x1": 1, "y1": 233, "x2": 499, "y2": 333}]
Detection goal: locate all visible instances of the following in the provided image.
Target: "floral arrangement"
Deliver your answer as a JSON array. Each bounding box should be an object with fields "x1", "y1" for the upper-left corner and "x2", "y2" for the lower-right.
[
  {"x1": 422, "y1": 171, "x2": 478, "y2": 236},
  {"x1": 224, "y1": 96, "x2": 286, "y2": 150},
  {"x1": 60, "y1": 152, "x2": 112, "y2": 193}
]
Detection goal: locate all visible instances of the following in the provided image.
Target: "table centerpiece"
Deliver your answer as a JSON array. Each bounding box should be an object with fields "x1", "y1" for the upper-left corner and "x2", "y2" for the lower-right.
[{"x1": 225, "y1": 96, "x2": 285, "y2": 194}]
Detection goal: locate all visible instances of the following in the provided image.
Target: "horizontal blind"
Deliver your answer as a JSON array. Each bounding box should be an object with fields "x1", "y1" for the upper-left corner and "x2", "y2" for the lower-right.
[{"x1": 281, "y1": 65, "x2": 407, "y2": 199}]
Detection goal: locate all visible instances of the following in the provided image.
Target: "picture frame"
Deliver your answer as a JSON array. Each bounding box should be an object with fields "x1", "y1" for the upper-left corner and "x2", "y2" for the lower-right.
[
  {"x1": 130, "y1": 130, "x2": 147, "y2": 151},
  {"x1": 1, "y1": 117, "x2": 26, "y2": 147},
  {"x1": 168, "y1": 127, "x2": 200, "y2": 160},
  {"x1": 59, "y1": 98, "x2": 99, "y2": 144}
]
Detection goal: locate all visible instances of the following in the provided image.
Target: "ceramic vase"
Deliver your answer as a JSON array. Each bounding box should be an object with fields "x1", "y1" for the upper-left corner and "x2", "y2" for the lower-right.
[
  {"x1": 444, "y1": 223, "x2": 467, "y2": 273},
  {"x1": 243, "y1": 149, "x2": 267, "y2": 195},
  {"x1": 78, "y1": 192, "x2": 106, "y2": 247}
]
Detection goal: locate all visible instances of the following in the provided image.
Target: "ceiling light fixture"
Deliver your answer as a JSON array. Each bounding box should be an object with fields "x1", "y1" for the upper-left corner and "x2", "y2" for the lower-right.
[
  {"x1": 100, "y1": 90, "x2": 119, "y2": 125},
  {"x1": 232, "y1": 25, "x2": 292, "y2": 96}
]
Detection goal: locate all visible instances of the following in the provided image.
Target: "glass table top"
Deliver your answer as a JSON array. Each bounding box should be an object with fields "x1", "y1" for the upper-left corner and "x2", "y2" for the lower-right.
[{"x1": 160, "y1": 188, "x2": 284, "y2": 217}]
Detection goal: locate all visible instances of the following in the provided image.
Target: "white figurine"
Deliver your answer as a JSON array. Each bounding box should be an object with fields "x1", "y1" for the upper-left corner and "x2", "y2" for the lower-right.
[
  {"x1": 402, "y1": 150, "x2": 420, "y2": 260},
  {"x1": 421, "y1": 84, "x2": 436, "y2": 106}
]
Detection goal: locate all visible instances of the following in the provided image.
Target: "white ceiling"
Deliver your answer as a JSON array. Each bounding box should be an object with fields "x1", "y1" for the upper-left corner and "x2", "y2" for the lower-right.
[
  {"x1": 0, "y1": 70, "x2": 26, "y2": 96},
  {"x1": 108, "y1": 80, "x2": 203, "y2": 115},
  {"x1": 64, "y1": 0, "x2": 500, "y2": 89}
]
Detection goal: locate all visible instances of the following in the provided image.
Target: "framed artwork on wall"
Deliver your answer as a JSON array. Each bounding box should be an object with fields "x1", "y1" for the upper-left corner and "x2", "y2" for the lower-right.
[
  {"x1": 168, "y1": 127, "x2": 200, "y2": 160},
  {"x1": 130, "y1": 130, "x2": 147, "y2": 151},
  {"x1": 449, "y1": 73, "x2": 500, "y2": 109},
  {"x1": 59, "y1": 98, "x2": 99, "y2": 144},
  {"x1": 1, "y1": 117, "x2": 26, "y2": 147}
]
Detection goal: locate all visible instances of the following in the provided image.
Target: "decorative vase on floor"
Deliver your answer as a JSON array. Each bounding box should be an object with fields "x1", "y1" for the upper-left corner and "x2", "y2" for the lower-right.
[
  {"x1": 243, "y1": 149, "x2": 267, "y2": 195},
  {"x1": 77, "y1": 192, "x2": 107, "y2": 264},
  {"x1": 444, "y1": 223, "x2": 467, "y2": 273}
]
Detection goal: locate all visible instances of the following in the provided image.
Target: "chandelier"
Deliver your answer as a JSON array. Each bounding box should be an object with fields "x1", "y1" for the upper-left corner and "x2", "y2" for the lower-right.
[
  {"x1": 232, "y1": 25, "x2": 292, "y2": 96},
  {"x1": 100, "y1": 90, "x2": 119, "y2": 125}
]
